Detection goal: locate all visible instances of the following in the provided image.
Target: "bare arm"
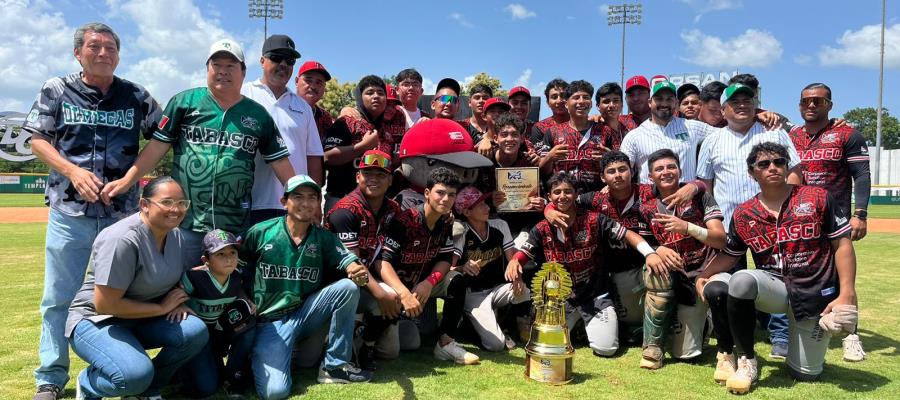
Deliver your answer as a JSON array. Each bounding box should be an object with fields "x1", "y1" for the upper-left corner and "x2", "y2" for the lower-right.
[
  {"x1": 269, "y1": 157, "x2": 296, "y2": 185},
  {"x1": 823, "y1": 237, "x2": 857, "y2": 313},
  {"x1": 306, "y1": 156, "x2": 324, "y2": 185},
  {"x1": 94, "y1": 285, "x2": 188, "y2": 319},
  {"x1": 787, "y1": 166, "x2": 803, "y2": 185},
  {"x1": 102, "y1": 139, "x2": 172, "y2": 201}
]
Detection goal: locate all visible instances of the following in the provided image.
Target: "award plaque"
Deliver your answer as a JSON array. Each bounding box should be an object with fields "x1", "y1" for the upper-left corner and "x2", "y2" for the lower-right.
[{"x1": 495, "y1": 167, "x2": 539, "y2": 213}]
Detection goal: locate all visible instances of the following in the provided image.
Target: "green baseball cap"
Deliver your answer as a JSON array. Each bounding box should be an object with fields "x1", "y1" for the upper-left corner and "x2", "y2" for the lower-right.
[
  {"x1": 284, "y1": 174, "x2": 321, "y2": 195},
  {"x1": 720, "y1": 83, "x2": 756, "y2": 104},
  {"x1": 651, "y1": 81, "x2": 677, "y2": 97}
]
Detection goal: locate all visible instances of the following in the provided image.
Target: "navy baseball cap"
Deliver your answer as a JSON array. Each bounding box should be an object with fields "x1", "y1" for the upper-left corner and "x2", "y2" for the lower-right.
[{"x1": 203, "y1": 229, "x2": 240, "y2": 255}]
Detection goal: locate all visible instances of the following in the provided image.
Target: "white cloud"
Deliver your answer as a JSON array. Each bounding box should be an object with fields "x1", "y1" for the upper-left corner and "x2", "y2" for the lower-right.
[
  {"x1": 680, "y1": 28, "x2": 783, "y2": 68},
  {"x1": 598, "y1": 4, "x2": 609, "y2": 15},
  {"x1": 449, "y1": 12, "x2": 474, "y2": 28},
  {"x1": 422, "y1": 77, "x2": 437, "y2": 96},
  {"x1": 679, "y1": 0, "x2": 742, "y2": 22},
  {"x1": 0, "y1": 0, "x2": 79, "y2": 110},
  {"x1": 793, "y1": 54, "x2": 812, "y2": 65},
  {"x1": 504, "y1": 4, "x2": 536, "y2": 20},
  {"x1": 514, "y1": 68, "x2": 533, "y2": 88},
  {"x1": 818, "y1": 23, "x2": 900, "y2": 69}
]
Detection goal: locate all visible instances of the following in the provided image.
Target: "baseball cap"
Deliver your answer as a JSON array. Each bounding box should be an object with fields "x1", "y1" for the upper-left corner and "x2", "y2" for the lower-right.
[
  {"x1": 436, "y1": 78, "x2": 461, "y2": 95},
  {"x1": 676, "y1": 83, "x2": 700, "y2": 101},
  {"x1": 386, "y1": 84, "x2": 401, "y2": 104},
  {"x1": 208, "y1": 39, "x2": 245, "y2": 63},
  {"x1": 203, "y1": 229, "x2": 240, "y2": 255},
  {"x1": 262, "y1": 34, "x2": 301, "y2": 58},
  {"x1": 720, "y1": 83, "x2": 756, "y2": 104},
  {"x1": 284, "y1": 174, "x2": 321, "y2": 195},
  {"x1": 625, "y1": 75, "x2": 650, "y2": 93},
  {"x1": 483, "y1": 97, "x2": 511, "y2": 113},
  {"x1": 297, "y1": 60, "x2": 331, "y2": 81},
  {"x1": 651, "y1": 81, "x2": 678, "y2": 97},
  {"x1": 218, "y1": 298, "x2": 256, "y2": 336},
  {"x1": 454, "y1": 186, "x2": 490, "y2": 215},
  {"x1": 650, "y1": 75, "x2": 669, "y2": 87},
  {"x1": 508, "y1": 86, "x2": 531, "y2": 99},
  {"x1": 398, "y1": 119, "x2": 493, "y2": 168},
  {"x1": 357, "y1": 149, "x2": 391, "y2": 173}
]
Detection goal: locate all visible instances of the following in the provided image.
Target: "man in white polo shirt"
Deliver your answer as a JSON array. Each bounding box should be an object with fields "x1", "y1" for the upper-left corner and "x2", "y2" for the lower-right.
[
  {"x1": 243, "y1": 34, "x2": 325, "y2": 224},
  {"x1": 620, "y1": 81, "x2": 718, "y2": 183}
]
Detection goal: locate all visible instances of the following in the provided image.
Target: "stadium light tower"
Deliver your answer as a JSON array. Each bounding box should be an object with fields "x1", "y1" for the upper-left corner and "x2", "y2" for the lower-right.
[
  {"x1": 607, "y1": 3, "x2": 642, "y2": 88},
  {"x1": 875, "y1": 0, "x2": 885, "y2": 184},
  {"x1": 248, "y1": 0, "x2": 284, "y2": 40}
]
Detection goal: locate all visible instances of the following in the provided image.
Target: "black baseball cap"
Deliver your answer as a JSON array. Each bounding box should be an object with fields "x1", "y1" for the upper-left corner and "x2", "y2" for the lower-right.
[
  {"x1": 262, "y1": 34, "x2": 301, "y2": 58},
  {"x1": 436, "y1": 78, "x2": 461, "y2": 96},
  {"x1": 676, "y1": 83, "x2": 700, "y2": 102}
]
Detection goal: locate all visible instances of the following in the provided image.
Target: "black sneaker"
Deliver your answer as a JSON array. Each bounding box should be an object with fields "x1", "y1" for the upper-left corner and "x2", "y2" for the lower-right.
[
  {"x1": 317, "y1": 364, "x2": 373, "y2": 384},
  {"x1": 769, "y1": 341, "x2": 788, "y2": 360},
  {"x1": 357, "y1": 343, "x2": 378, "y2": 372},
  {"x1": 33, "y1": 384, "x2": 61, "y2": 400}
]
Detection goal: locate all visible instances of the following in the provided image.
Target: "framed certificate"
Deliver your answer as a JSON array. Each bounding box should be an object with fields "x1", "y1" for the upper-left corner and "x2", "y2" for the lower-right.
[{"x1": 495, "y1": 167, "x2": 540, "y2": 212}]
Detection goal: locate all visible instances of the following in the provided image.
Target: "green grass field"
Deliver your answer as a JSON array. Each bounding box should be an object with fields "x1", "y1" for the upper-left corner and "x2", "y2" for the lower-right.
[{"x1": 0, "y1": 222, "x2": 898, "y2": 399}]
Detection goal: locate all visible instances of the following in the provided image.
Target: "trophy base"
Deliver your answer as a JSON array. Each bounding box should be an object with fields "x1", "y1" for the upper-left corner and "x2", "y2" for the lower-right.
[{"x1": 524, "y1": 353, "x2": 573, "y2": 385}]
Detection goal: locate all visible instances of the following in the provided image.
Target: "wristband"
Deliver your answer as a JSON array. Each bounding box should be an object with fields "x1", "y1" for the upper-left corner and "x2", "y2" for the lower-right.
[
  {"x1": 514, "y1": 251, "x2": 531, "y2": 264},
  {"x1": 636, "y1": 241, "x2": 655, "y2": 258},
  {"x1": 686, "y1": 222, "x2": 709, "y2": 241},
  {"x1": 426, "y1": 271, "x2": 444, "y2": 286}
]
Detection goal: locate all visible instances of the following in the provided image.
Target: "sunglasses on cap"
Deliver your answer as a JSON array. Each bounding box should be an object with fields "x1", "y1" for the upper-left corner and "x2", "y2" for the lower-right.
[
  {"x1": 434, "y1": 94, "x2": 459, "y2": 105},
  {"x1": 799, "y1": 97, "x2": 831, "y2": 107},
  {"x1": 266, "y1": 53, "x2": 296, "y2": 66},
  {"x1": 752, "y1": 157, "x2": 788, "y2": 170},
  {"x1": 360, "y1": 152, "x2": 390, "y2": 169}
]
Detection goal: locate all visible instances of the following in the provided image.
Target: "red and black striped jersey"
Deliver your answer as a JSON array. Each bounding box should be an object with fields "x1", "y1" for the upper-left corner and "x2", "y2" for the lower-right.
[
  {"x1": 725, "y1": 185, "x2": 850, "y2": 320},
  {"x1": 540, "y1": 122, "x2": 620, "y2": 192},
  {"x1": 789, "y1": 121, "x2": 869, "y2": 214}
]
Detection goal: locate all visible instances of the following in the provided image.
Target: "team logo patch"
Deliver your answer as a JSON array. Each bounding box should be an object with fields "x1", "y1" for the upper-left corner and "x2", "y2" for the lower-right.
[
  {"x1": 448, "y1": 131, "x2": 465, "y2": 141},
  {"x1": 26, "y1": 109, "x2": 39, "y2": 123},
  {"x1": 307, "y1": 244, "x2": 319, "y2": 256},
  {"x1": 794, "y1": 202, "x2": 814, "y2": 216},
  {"x1": 241, "y1": 116, "x2": 259, "y2": 130},
  {"x1": 574, "y1": 230, "x2": 588, "y2": 243},
  {"x1": 188, "y1": 110, "x2": 201, "y2": 117},
  {"x1": 264, "y1": 244, "x2": 273, "y2": 252},
  {"x1": 821, "y1": 133, "x2": 838, "y2": 143},
  {"x1": 158, "y1": 115, "x2": 169, "y2": 130},
  {"x1": 275, "y1": 135, "x2": 285, "y2": 147}
]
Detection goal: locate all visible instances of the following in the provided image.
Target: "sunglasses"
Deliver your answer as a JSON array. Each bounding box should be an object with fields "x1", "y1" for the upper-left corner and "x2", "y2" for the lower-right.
[
  {"x1": 799, "y1": 97, "x2": 831, "y2": 107},
  {"x1": 360, "y1": 152, "x2": 390, "y2": 169},
  {"x1": 435, "y1": 94, "x2": 459, "y2": 105},
  {"x1": 266, "y1": 54, "x2": 296, "y2": 66},
  {"x1": 752, "y1": 157, "x2": 788, "y2": 170},
  {"x1": 148, "y1": 198, "x2": 191, "y2": 210}
]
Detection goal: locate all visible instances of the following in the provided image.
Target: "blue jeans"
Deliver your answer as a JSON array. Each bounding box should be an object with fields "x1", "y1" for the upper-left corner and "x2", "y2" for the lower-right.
[
  {"x1": 184, "y1": 326, "x2": 256, "y2": 397},
  {"x1": 70, "y1": 315, "x2": 208, "y2": 398},
  {"x1": 768, "y1": 313, "x2": 790, "y2": 345},
  {"x1": 252, "y1": 278, "x2": 359, "y2": 400},
  {"x1": 36, "y1": 209, "x2": 117, "y2": 388}
]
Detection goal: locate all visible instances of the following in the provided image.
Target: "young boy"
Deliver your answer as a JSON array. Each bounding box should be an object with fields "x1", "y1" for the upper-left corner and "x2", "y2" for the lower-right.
[{"x1": 180, "y1": 229, "x2": 256, "y2": 397}]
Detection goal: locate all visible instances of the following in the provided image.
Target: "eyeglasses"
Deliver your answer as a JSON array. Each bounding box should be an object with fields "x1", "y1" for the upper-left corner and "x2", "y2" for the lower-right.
[
  {"x1": 799, "y1": 97, "x2": 831, "y2": 107},
  {"x1": 435, "y1": 95, "x2": 458, "y2": 105},
  {"x1": 266, "y1": 54, "x2": 296, "y2": 66},
  {"x1": 399, "y1": 81, "x2": 422, "y2": 89},
  {"x1": 147, "y1": 198, "x2": 191, "y2": 210},
  {"x1": 360, "y1": 152, "x2": 390, "y2": 169},
  {"x1": 752, "y1": 157, "x2": 788, "y2": 170}
]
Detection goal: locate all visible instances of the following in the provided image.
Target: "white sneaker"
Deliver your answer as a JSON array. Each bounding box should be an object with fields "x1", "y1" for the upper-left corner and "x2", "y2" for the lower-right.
[
  {"x1": 725, "y1": 356, "x2": 758, "y2": 395},
  {"x1": 714, "y1": 352, "x2": 736, "y2": 385},
  {"x1": 843, "y1": 334, "x2": 866, "y2": 362},
  {"x1": 434, "y1": 340, "x2": 480, "y2": 365}
]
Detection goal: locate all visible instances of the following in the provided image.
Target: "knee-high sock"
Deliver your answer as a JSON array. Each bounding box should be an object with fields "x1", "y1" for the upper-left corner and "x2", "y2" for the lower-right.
[
  {"x1": 439, "y1": 275, "x2": 468, "y2": 339},
  {"x1": 727, "y1": 295, "x2": 758, "y2": 358},
  {"x1": 704, "y1": 280, "x2": 733, "y2": 353}
]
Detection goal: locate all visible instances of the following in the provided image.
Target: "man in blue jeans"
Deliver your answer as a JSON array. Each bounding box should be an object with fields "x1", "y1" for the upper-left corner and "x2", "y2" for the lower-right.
[
  {"x1": 24, "y1": 22, "x2": 162, "y2": 400},
  {"x1": 240, "y1": 175, "x2": 373, "y2": 400}
]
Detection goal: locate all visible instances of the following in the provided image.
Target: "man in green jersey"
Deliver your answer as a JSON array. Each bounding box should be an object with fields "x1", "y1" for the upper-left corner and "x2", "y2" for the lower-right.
[
  {"x1": 107, "y1": 38, "x2": 295, "y2": 268},
  {"x1": 242, "y1": 175, "x2": 372, "y2": 399}
]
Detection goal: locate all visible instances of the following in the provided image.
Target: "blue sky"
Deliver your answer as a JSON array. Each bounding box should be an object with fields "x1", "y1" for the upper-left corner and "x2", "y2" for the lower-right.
[{"x1": 1, "y1": 0, "x2": 897, "y2": 123}]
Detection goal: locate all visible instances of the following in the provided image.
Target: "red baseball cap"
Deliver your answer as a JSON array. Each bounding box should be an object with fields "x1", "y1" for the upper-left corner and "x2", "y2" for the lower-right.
[
  {"x1": 386, "y1": 84, "x2": 400, "y2": 104},
  {"x1": 357, "y1": 149, "x2": 392, "y2": 173},
  {"x1": 482, "y1": 97, "x2": 511, "y2": 113},
  {"x1": 398, "y1": 119, "x2": 493, "y2": 168},
  {"x1": 508, "y1": 86, "x2": 531, "y2": 99},
  {"x1": 650, "y1": 74, "x2": 669, "y2": 87},
  {"x1": 625, "y1": 75, "x2": 650, "y2": 93},
  {"x1": 297, "y1": 61, "x2": 331, "y2": 81}
]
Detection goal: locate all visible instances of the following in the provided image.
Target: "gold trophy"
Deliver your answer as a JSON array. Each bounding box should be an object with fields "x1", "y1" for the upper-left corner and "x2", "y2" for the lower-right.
[{"x1": 524, "y1": 262, "x2": 575, "y2": 384}]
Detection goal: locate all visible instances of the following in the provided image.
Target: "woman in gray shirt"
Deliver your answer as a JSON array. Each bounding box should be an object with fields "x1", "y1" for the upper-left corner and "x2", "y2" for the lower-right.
[{"x1": 66, "y1": 177, "x2": 208, "y2": 399}]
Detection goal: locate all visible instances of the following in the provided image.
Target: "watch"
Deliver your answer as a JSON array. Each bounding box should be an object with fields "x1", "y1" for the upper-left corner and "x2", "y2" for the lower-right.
[{"x1": 853, "y1": 210, "x2": 867, "y2": 220}]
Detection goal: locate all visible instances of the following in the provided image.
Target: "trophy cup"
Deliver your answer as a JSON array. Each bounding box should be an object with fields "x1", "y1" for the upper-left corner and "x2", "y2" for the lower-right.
[{"x1": 524, "y1": 262, "x2": 575, "y2": 384}]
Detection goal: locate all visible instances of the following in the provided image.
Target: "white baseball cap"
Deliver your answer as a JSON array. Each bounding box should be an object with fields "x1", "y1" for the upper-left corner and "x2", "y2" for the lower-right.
[{"x1": 208, "y1": 39, "x2": 245, "y2": 63}]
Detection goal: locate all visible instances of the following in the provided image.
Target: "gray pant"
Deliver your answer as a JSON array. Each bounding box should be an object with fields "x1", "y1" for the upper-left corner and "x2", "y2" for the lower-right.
[
  {"x1": 566, "y1": 297, "x2": 619, "y2": 356},
  {"x1": 464, "y1": 283, "x2": 530, "y2": 351},
  {"x1": 612, "y1": 268, "x2": 643, "y2": 325}
]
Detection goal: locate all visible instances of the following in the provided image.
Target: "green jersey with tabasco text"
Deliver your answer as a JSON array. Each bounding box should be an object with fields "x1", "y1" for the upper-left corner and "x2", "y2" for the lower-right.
[
  {"x1": 154, "y1": 87, "x2": 289, "y2": 233},
  {"x1": 240, "y1": 217, "x2": 359, "y2": 320}
]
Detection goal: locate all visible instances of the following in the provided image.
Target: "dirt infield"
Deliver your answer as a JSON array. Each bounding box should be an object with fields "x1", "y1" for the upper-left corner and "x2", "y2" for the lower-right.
[{"x1": 2, "y1": 206, "x2": 900, "y2": 234}]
